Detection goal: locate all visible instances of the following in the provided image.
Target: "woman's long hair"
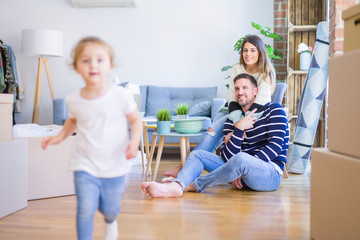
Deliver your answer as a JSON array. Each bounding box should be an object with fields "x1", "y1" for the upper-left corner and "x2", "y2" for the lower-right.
[{"x1": 239, "y1": 35, "x2": 276, "y2": 93}]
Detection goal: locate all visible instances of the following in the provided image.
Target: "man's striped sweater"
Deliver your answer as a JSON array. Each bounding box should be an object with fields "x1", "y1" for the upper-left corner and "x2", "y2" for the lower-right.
[{"x1": 220, "y1": 102, "x2": 289, "y2": 174}]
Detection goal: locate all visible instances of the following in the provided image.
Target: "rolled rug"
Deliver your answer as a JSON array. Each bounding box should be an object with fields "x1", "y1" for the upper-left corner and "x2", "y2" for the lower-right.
[{"x1": 286, "y1": 21, "x2": 329, "y2": 174}]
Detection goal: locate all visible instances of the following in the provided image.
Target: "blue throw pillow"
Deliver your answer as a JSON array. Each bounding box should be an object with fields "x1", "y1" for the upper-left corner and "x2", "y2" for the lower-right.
[{"x1": 189, "y1": 101, "x2": 212, "y2": 117}]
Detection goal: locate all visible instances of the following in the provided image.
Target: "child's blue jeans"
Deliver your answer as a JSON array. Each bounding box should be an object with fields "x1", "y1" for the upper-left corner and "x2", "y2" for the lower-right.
[{"x1": 74, "y1": 171, "x2": 125, "y2": 240}]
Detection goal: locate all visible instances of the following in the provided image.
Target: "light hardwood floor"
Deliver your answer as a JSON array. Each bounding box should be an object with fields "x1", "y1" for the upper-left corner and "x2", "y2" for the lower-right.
[{"x1": 0, "y1": 151, "x2": 311, "y2": 240}]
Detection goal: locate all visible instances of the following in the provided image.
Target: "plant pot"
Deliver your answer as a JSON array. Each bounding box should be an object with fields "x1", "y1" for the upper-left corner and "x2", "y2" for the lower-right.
[
  {"x1": 177, "y1": 115, "x2": 189, "y2": 120},
  {"x1": 156, "y1": 121, "x2": 171, "y2": 134},
  {"x1": 300, "y1": 52, "x2": 311, "y2": 71}
]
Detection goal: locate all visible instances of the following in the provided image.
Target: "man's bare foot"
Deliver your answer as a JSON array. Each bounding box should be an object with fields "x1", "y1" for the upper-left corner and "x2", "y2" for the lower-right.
[
  {"x1": 184, "y1": 183, "x2": 196, "y2": 192},
  {"x1": 141, "y1": 182, "x2": 183, "y2": 198},
  {"x1": 162, "y1": 164, "x2": 182, "y2": 178},
  {"x1": 161, "y1": 176, "x2": 175, "y2": 183}
]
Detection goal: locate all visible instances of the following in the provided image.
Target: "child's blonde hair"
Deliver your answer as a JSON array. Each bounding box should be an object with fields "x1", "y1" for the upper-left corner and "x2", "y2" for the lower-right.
[{"x1": 71, "y1": 36, "x2": 114, "y2": 69}]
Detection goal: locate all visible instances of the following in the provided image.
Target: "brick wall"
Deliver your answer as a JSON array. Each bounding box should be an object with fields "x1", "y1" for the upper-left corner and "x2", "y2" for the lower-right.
[
  {"x1": 273, "y1": 0, "x2": 288, "y2": 83},
  {"x1": 274, "y1": 0, "x2": 360, "y2": 72},
  {"x1": 329, "y1": 0, "x2": 360, "y2": 58}
]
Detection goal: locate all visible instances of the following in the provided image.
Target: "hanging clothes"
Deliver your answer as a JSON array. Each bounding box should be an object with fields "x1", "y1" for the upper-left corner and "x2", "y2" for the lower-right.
[
  {"x1": 1, "y1": 44, "x2": 17, "y2": 95},
  {"x1": 0, "y1": 39, "x2": 23, "y2": 124},
  {"x1": 14, "y1": 60, "x2": 24, "y2": 113},
  {"x1": 0, "y1": 42, "x2": 6, "y2": 92}
]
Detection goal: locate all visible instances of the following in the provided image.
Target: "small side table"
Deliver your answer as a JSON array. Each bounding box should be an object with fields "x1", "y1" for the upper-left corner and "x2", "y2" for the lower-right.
[{"x1": 146, "y1": 132, "x2": 201, "y2": 181}]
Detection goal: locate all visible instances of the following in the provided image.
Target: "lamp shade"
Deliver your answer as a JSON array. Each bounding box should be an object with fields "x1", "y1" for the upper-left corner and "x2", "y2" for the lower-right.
[{"x1": 21, "y1": 29, "x2": 63, "y2": 57}]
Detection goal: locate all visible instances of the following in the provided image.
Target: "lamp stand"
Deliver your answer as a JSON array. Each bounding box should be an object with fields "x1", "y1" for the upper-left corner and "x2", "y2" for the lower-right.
[{"x1": 32, "y1": 57, "x2": 55, "y2": 124}]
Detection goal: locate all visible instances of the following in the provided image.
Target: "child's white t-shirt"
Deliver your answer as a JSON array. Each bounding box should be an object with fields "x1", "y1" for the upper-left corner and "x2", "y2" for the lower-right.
[{"x1": 65, "y1": 85, "x2": 137, "y2": 178}]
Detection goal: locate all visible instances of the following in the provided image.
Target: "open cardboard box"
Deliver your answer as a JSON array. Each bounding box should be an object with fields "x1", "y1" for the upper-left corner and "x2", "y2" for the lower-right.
[
  {"x1": 0, "y1": 94, "x2": 14, "y2": 142},
  {"x1": 27, "y1": 135, "x2": 75, "y2": 200},
  {"x1": 0, "y1": 139, "x2": 28, "y2": 218}
]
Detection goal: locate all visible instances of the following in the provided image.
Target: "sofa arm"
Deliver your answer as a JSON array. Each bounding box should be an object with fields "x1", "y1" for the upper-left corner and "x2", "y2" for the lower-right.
[
  {"x1": 211, "y1": 98, "x2": 227, "y2": 121},
  {"x1": 53, "y1": 99, "x2": 68, "y2": 125}
]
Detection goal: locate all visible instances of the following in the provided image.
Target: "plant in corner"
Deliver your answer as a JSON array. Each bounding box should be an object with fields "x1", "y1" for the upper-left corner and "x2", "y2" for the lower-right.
[
  {"x1": 175, "y1": 103, "x2": 189, "y2": 119},
  {"x1": 222, "y1": 21, "x2": 284, "y2": 88},
  {"x1": 156, "y1": 108, "x2": 172, "y2": 134}
]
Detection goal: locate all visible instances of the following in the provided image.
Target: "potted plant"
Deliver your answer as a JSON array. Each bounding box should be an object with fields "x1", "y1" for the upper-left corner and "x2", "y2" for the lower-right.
[
  {"x1": 175, "y1": 103, "x2": 189, "y2": 119},
  {"x1": 156, "y1": 108, "x2": 172, "y2": 134}
]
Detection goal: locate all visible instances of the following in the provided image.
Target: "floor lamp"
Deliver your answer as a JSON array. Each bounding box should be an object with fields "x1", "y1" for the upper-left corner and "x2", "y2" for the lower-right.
[{"x1": 21, "y1": 29, "x2": 63, "y2": 124}]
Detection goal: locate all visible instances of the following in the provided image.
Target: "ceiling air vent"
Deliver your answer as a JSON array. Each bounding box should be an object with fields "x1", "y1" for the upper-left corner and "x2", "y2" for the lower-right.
[{"x1": 71, "y1": 0, "x2": 136, "y2": 8}]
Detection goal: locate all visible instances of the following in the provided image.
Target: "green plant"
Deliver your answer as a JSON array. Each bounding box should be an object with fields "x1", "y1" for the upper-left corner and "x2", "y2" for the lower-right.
[
  {"x1": 222, "y1": 21, "x2": 284, "y2": 88},
  {"x1": 156, "y1": 108, "x2": 172, "y2": 121},
  {"x1": 175, "y1": 103, "x2": 189, "y2": 115}
]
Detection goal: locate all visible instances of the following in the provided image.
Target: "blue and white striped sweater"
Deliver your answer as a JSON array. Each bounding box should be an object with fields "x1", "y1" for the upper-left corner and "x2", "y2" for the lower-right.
[{"x1": 220, "y1": 103, "x2": 289, "y2": 173}]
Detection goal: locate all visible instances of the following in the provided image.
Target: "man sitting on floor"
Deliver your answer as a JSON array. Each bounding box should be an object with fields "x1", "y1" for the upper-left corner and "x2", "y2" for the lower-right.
[{"x1": 141, "y1": 73, "x2": 289, "y2": 197}]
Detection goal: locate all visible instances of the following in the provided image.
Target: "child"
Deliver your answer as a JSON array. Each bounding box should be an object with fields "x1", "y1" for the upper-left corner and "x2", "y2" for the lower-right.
[{"x1": 42, "y1": 36, "x2": 142, "y2": 240}]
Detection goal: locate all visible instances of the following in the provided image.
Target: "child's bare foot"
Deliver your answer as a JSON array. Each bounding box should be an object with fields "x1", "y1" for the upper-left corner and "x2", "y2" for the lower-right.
[
  {"x1": 162, "y1": 164, "x2": 182, "y2": 177},
  {"x1": 161, "y1": 176, "x2": 175, "y2": 183},
  {"x1": 141, "y1": 182, "x2": 183, "y2": 198}
]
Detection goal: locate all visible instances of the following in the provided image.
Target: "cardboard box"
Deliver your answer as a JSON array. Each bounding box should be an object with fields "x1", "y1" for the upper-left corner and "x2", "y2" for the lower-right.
[
  {"x1": 311, "y1": 148, "x2": 360, "y2": 240},
  {"x1": 343, "y1": 4, "x2": 360, "y2": 53},
  {"x1": 0, "y1": 139, "x2": 28, "y2": 218},
  {"x1": 0, "y1": 94, "x2": 14, "y2": 142},
  {"x1": 27, "y1": 135, "x2": 75, "y2": 200},
  {"x1": 328, "y1": 49, "x2": 360, "y2": 159}
]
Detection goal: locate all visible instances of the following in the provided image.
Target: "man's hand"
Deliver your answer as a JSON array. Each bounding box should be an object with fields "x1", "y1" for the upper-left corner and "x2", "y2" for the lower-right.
[
  {"x1": 224, "y1": 132, "x2": 233, "y2": 144},
  {"x1": 234, "y1": 108, "x2": 257, "y2": 131},
  {"x1": 232, "y1": 176, "x2": 243, "y2": 189}
]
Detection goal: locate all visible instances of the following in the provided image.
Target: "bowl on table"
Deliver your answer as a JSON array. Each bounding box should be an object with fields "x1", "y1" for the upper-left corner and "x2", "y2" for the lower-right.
[{"x1": 174, "y1": 117, "x2": 206, "y2": 134}]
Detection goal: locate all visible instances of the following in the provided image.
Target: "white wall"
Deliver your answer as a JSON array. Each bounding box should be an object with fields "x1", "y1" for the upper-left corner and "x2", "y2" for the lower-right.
[{"x1": 1, "y1": 0, "x2": 274, "y2": 124}]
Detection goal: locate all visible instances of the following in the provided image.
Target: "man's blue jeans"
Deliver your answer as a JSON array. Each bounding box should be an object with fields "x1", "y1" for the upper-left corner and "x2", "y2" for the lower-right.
[
  {"x1": 174, "y1": 150, "x2": 282, "y2": 192},
  {"x1": 194, "y1": 111, "x2": 227, "y2": 153},
  {"x1": 74, "y1": 171, "x2": 125, "y2": 240}
]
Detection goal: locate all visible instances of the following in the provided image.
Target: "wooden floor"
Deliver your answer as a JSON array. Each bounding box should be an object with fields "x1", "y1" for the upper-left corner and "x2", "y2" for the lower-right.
[{"x1": 0, "y1": 150, "x2": 311, "y2": 240}]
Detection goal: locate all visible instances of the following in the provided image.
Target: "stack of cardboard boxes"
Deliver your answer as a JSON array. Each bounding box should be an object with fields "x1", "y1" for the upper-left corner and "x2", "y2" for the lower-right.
[
  {"x1": 310, "y1": 4, "x2": 360, "y2": 240},
  {"x1": 0, "y1": 94, "x2": 28, "y2": 218},
  {"x1": 0, "y1": 93, "x2": 75, "y2": 219}
]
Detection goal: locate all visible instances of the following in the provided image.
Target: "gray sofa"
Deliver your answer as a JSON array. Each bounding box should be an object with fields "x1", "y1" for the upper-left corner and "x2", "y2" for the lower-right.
[{"x1": 53, "y1": 85, "x2": 226, "y2": 145}]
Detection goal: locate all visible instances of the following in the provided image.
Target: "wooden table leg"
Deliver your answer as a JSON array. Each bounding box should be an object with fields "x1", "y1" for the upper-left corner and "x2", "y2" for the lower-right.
[
  {"x1": 185, "y1": 137, "x2": 190, "y2": 158},
  {"x1": 140, "y1": 133, "x2": 145, "y2": 170},
  {"x1": 145, "y1": 135, "x2": 157, "y2": 177},
  {"x1": 179, "y1": 136, "x2": 187, "y2": 166},
  {"x1": 143, "y1": 122, "x2": 150, "y2": 161},
  {"x1": 283, "y1": 167, "x2": 289, "y2": 178},
  {"x1": 152, "y1": 136, "x2": 165, "y2": 181}
]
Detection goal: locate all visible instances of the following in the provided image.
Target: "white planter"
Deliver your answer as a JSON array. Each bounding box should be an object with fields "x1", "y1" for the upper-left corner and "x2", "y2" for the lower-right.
[
  {"x1": 177, "y1": 115, "x2": 189, "y2": 120},
  {"x1": 300, "y1": 52, "x2": 312, "y2": 71}
]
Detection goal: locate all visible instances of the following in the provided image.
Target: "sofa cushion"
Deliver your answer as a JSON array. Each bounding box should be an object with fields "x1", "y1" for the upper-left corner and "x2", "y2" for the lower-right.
[
  {"x1": 188, "y1": 101, "x2": 212, "y2": 117},
  {"x1": 145, "y1": 86, "x2": 217, "y2": 117},
  {"x1": 140, "y1": 85, "x2": 148, "y2": 113}
]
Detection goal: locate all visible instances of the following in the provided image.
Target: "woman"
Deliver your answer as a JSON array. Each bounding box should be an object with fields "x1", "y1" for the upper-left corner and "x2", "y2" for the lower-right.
[{"x1": 163, "y1": 35, "x2": 276, "y2": 178}]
